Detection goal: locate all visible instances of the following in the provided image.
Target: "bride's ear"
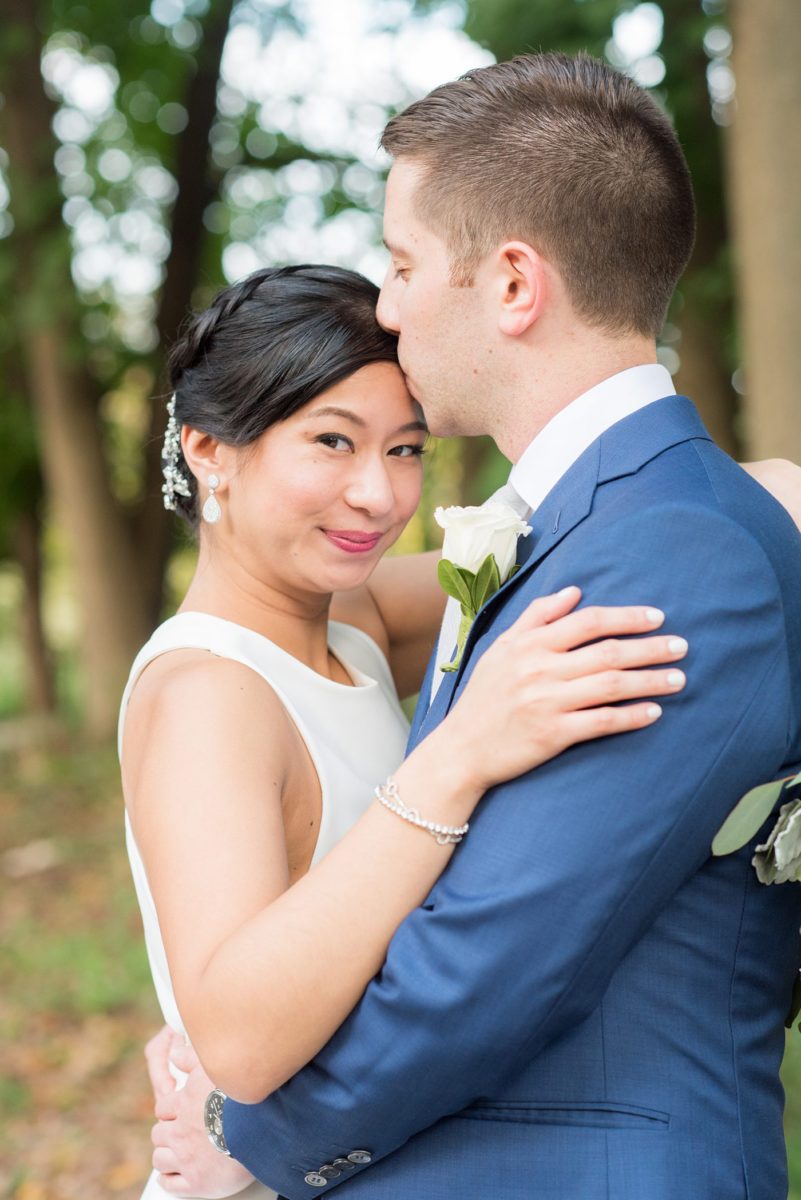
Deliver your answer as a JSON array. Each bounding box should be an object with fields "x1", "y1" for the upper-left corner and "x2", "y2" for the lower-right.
[
  {"x1": 181, "y1": 427, "x2": 228, "y2": 490},
  {"x1": 495, "y1": 242, "x2": 548, "y2": 337}
]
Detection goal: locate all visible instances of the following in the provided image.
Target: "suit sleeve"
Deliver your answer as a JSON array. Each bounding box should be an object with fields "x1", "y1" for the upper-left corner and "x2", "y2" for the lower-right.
[{"x1": 223, "y1": 502, "x2": 792, "y2": 1197}]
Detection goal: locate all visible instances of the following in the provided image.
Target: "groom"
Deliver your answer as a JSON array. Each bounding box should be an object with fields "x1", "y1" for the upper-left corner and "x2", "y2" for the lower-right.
[{"x1": 158, "y1": 53, "x2": 801, "y2": 1197}]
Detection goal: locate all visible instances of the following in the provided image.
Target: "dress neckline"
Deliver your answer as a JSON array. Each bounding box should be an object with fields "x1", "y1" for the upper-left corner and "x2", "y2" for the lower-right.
[{"x1": 164, "y1": 610, "x2": 378, "y2": 691}]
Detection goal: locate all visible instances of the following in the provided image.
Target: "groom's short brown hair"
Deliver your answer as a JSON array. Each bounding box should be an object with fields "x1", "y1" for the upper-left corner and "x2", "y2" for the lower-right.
[{"x1": 381, "y1": 52, "x2": 695, "y2": 338}]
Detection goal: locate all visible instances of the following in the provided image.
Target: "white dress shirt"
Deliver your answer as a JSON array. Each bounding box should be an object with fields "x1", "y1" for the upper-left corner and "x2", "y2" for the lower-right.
[{"x1": 429, "y1": 363, "x2": 676, "y2": 704}]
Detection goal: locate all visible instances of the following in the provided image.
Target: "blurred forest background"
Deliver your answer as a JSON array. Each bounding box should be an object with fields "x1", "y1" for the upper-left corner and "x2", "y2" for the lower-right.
[{"x1": 1, "y1": 0, "x2": 800, "y2": 1196}]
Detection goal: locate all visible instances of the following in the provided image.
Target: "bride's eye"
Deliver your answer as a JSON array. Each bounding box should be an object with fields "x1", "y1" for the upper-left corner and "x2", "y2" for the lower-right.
[
  {"x1": 388, "y1": 443, "x2": 427, "y2": 458},
  {"x1": 316, "y1": 433, "x2": 354, "y2": 452}
]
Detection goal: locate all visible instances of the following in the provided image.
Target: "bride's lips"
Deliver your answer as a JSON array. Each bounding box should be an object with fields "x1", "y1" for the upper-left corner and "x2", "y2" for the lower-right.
[{"x1": 323, "y1": 529, "x2": 383, "y2": 554}]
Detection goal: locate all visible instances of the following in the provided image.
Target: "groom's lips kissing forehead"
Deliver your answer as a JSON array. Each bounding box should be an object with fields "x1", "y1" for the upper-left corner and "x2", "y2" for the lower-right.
[{"x1": 323, "y1": 529, "x2": 383, "y2": 554}]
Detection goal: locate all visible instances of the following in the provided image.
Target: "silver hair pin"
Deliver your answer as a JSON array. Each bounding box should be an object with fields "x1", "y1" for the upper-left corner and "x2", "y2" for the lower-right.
[{"x1": 161, "y1": 395, "x2": 193, "y2": 512}]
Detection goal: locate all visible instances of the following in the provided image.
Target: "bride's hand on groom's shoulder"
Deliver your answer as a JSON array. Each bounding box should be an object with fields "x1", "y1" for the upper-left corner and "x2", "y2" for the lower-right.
[
  {"x1": 146, "y1": 1030, "x2": 255, "y2": 1198},
  {"x1": 442, "y1": 586, "x2": 689, "y2": 791}
]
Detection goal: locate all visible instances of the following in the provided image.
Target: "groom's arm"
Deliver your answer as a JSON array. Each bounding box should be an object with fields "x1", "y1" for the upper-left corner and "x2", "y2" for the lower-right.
[{"x1": 224, "y1": 502, "x2": 791, "y2": 1198}]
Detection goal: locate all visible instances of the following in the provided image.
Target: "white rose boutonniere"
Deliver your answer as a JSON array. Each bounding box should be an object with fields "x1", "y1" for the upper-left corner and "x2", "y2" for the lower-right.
[{"x1": 435, "y1": 500, "x2": 532, "y2": 673}]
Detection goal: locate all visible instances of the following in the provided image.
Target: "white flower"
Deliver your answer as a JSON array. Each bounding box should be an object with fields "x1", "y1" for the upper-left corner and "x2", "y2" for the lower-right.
[
  {"x1": 754, "y1": 800, "x2": 801, "y2": 884},
  {"x1": 435, "y1": 501, "x2": 532, "y2": 581}
]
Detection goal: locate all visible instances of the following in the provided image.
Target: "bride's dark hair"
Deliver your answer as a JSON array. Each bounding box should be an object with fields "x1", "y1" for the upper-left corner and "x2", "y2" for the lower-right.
[{"x1": 166, "y1": 264, "x2": 399, "y2": 525}]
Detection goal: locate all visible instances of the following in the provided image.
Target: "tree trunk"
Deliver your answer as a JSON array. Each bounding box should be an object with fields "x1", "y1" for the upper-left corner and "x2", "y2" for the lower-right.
[
  {"x1": 11, "y1": 508, "x2": 56, "y2": 714},
  {"x1": 3, "y1": 0, "x2": 151, "y2": 738},
  {"x1": 136, "y1": 0, "x2": 235, "y2": 622},
  {"x1": 673, "y1": 240, "x2": 738, "y2": 456},
  {"x1": 673, "y1": 306, "x2": 737, "y2": 453},
  {"x1": 660, "y1": 0, "x2": 738, "y2": 456},
  {"x1": 728, "y1": 0, "x2": 801, "y2": 458}
]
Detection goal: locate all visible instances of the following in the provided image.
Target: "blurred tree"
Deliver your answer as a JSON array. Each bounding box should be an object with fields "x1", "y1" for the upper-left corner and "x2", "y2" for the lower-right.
[
  {"x1": 658, "y1": 0, "x2": 737, "y2": 455},
  {"x1": 0, "y1": 0, "x2": 384, "y2": 735},
  {"x1": 127, "y1": 0, "x2": 240, "y2": 616},
  {"x1": 728, "y1": 0, "x2": 801, "y2": 459},
  {"x1": 3, "y1": 0, "x2": 152, "y2": 738},
  {"x1": 0, "y1": 360, "x2": 56, "y2": 714}
]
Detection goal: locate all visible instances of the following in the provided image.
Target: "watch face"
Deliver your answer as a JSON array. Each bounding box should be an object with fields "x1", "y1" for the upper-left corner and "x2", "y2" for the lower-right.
[{"x1": 204, "y1": 1090, "x2": 229, "y2": 1154}]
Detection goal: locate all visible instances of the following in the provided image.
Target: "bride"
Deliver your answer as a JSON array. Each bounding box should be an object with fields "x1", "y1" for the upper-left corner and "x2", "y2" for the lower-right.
[{"x1": 120, "y1": 264, "x2": 701, "y2": 1199}]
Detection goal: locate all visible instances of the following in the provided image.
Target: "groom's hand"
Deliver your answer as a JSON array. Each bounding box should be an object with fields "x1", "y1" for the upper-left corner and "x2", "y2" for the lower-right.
[
  {"x1": 149, "y1": 1035, "x2": 255, "y2": 1198},
  {"x1": 144, "y1": 1024, "x2": 179, "y2": 1101}
]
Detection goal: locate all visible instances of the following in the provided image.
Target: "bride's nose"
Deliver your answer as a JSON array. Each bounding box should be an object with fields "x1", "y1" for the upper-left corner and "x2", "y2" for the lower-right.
[{"x1": 344, "y1": 457, "x2": 395, "y2": 516}]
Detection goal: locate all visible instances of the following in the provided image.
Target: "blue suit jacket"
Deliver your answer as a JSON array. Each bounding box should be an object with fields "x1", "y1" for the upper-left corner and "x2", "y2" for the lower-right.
[{"x1": 225, "y1": 397, "x2": 801, "y2": 1199}]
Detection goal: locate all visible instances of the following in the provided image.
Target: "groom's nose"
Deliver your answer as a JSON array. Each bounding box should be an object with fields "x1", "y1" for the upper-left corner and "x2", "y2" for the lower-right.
[{"x1": 376, "y1": 272, "x2": 400, "y2": 334}]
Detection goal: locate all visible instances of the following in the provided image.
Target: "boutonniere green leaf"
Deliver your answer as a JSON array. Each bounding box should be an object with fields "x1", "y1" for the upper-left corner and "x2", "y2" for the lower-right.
[
  {"x1": 438, "y1": 552, "x2": 509, "y2": 673},
  {"x1": 714, "y1": 769, "x2": 801, "y2": 1033},
  {"x1": 712, "y1": 778, "x2": 791, "y2": 856}
]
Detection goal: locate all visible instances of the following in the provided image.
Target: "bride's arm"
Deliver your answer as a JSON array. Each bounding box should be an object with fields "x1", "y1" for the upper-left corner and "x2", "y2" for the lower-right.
[
  {"x1": 741, "y1": 459, "x2": 801, "y2": 529},
  {"x1": 330, "y1": 550, "x2": 444, "y2": 699},
  {"x1": 124, "y1": 592, "x2": 687, "y2": 1105}
]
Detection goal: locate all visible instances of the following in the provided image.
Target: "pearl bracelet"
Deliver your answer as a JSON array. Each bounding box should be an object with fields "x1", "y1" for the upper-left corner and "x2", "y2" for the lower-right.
[{"x1": 374, "y1": 777, "x2": 469, "y2": 845}]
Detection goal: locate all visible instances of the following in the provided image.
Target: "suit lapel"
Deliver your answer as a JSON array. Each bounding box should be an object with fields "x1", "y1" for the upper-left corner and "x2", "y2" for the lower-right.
[
  {"x1": 406, "y1": 641, "x2": 439, "y2": 750},
  {"x1": 413, "y1": 395, "x2": 712, "y2": 737},
  {"x1": 419, "y1": 648, "x2": 459, "y2": 734}
]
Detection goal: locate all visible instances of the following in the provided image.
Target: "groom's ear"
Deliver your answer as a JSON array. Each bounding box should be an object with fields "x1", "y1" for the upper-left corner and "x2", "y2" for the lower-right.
[{"x1": 494, "y1": 242, "x2": 548, "y2": 337}]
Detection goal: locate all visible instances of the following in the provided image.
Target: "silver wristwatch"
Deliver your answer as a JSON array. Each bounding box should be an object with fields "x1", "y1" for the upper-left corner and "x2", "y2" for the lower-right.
[{"x1": 204, "y1": 1088, "x2": 232, "y2": 1155}]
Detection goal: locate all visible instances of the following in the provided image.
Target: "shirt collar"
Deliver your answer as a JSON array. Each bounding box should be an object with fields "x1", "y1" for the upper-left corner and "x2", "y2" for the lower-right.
[{"x1": 508, "y1": 363, "x2": 676, "y2": 515}]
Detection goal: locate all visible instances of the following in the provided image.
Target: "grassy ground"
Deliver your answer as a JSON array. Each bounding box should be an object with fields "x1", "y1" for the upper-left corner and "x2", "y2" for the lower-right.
[
  {"x1": 0, "y1": 742, "x2": 159, "y2": 1200},
  {"x1": 1, "y1": 740, "x2": 800, "y2": 1198}
]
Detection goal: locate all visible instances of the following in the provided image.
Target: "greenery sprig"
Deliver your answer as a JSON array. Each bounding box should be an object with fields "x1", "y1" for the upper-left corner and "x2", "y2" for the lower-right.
[{"x1": 437, "y1": 553, "x2": 511, "y2": 673}]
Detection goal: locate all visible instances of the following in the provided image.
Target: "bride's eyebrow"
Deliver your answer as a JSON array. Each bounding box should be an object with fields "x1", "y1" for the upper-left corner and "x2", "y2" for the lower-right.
[
  {"x1": 306, "y1": 407, "x2": 427, "y2": 436},
  {"x1": 395, "y1": 420, "x2": 428, "y2": 434},
  {"x1": 307, "y1": 406, "x2": 366, "y2": 426}
]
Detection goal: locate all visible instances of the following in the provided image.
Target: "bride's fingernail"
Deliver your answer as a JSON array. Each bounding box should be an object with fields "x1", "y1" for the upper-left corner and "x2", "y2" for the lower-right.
[
  {"x1": 666, "y1": 670, "x2": 685, "y2": 688},
  {"x1": 646, "y1": 704, "x2": 662, "y2": 720},
  {"x1": 558, "y1": 585, "x2": 580, "y2": 597},
  {"x1": 668, "y1": 637, "x2": 688, "y2": 655},
  {"x1": 645, "y1": 608, "x2": 664, "y2": 624}
]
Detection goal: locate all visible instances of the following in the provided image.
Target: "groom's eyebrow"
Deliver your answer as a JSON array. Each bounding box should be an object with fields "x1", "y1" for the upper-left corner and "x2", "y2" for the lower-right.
[{"x1": 383, "y1": 236, "x2": 410, "y2": 257}]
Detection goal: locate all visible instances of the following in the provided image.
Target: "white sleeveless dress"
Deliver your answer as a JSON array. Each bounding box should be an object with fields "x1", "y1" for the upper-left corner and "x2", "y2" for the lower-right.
[{"x1": 118, "y1": 612, "x2": 411, "y2": 1200}]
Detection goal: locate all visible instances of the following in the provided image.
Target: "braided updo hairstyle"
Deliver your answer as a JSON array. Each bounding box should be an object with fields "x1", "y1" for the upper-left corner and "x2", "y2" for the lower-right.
[{"x1": 166, "y1": 264, "x2": 400, "y2": 526}]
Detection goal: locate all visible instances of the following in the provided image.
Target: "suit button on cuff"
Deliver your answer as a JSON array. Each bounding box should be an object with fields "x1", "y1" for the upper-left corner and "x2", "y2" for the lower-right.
[
  {"x1": 304, "y1": 1173, "x2": 328, "y2": 1187},
  {"x1": 332, "y1": 1158, "x2": 356, "y2": 1171},
  {"x1": 319, "y1": 1165, "x2": 341, "y2": 1179},
  {"x1": 347, "y1": 1151, "x2": 372, "y2": 1165}
]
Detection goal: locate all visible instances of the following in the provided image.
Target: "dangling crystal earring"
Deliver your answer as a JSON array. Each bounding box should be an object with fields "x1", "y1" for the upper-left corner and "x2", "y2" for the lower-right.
[{"x1": 202, "y1": 474, "x2": 222, "y2": 524}]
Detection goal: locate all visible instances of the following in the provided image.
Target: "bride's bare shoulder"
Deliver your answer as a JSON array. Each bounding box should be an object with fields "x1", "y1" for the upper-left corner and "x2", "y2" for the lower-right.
[{"x1": 122, "y1": 650, "x2": 293, "y2": 800}]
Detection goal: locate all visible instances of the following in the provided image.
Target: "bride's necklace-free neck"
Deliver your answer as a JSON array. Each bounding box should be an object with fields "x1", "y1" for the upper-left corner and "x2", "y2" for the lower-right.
[{"x1": 180, "y1": 561, "x2": 345, "y2": 683}]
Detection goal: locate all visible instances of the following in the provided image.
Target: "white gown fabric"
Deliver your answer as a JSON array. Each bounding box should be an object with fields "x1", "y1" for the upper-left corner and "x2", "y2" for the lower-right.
[{"x1": 118, "y1": 612, "x2": 411, "y2": 1200}]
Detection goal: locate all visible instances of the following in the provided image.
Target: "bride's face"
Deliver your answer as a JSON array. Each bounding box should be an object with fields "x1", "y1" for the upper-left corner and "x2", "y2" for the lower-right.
[{"x1": 223, "y1": 361, "x2": 426, "y2": 595}]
